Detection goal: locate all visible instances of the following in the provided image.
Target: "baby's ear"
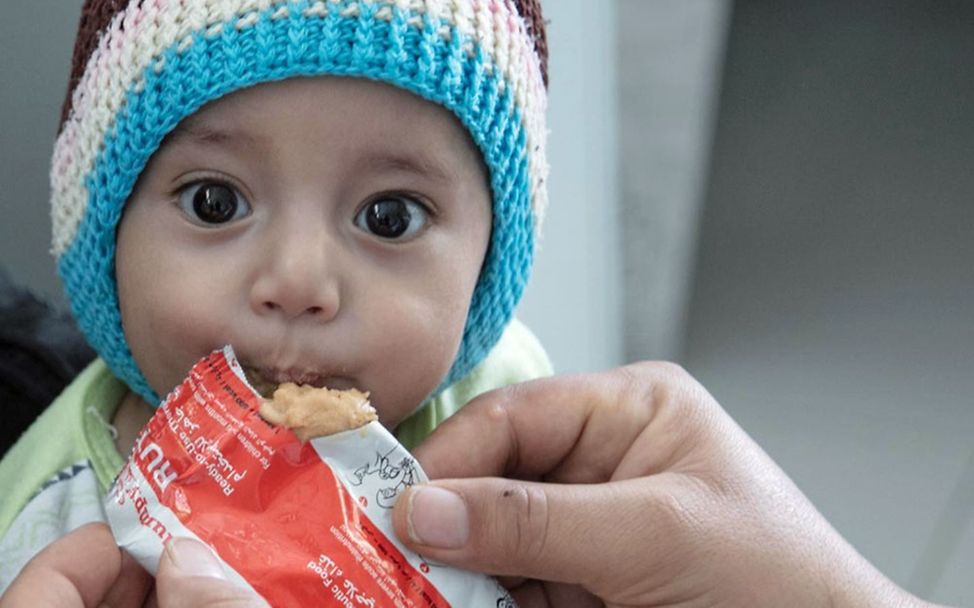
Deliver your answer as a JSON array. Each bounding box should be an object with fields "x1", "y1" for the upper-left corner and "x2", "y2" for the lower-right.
[{"x1": 0, "y1": 267, "x2": 95, "y2": 457}]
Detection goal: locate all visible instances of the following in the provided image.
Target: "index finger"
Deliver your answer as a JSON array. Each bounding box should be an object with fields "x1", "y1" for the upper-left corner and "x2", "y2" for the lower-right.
[{"x1": 413, "y1": 366, "x2": 661, "y2": 483}]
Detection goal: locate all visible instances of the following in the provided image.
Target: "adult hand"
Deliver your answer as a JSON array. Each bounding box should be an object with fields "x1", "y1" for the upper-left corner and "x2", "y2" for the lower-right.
[
  {"x1": 0, "y1": 522, "x2": 267, "y2": 607},
  {"x1": 392, "y1": 362, "x2": 936, "y2": 607},
  {"x1": 154, "y1": 537, "x2": 268, "y2": 608},
  {"x1": 0, "y1": 523, "x2": 149, "y2": 608}
]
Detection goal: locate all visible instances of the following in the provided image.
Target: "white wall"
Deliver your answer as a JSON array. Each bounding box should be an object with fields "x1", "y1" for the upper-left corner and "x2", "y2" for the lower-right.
[
  {"x1": 515, "y1": 0, "x2": 624, "y2": 374},
  {"x1": 618, "y1": 0, "x2": 731, "y2": 362}
]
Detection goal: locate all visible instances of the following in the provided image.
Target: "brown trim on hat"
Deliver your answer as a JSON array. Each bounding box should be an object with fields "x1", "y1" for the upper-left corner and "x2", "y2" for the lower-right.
[
  {"x1": 60, "y1": 0, "x2": 130, "y2": 128},
  {"x1": 513, "y1": 0, "x2": 549, "y2": 87}
]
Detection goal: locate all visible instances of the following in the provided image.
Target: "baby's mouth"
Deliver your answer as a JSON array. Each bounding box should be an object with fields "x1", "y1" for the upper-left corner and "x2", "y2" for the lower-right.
[{"x1": 241, "y1": 365, "x2": 357, "y2": 397}]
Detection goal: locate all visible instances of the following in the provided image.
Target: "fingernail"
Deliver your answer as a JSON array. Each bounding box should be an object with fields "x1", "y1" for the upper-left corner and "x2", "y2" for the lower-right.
[
  {"x1": 165, "y1": 538, "x2": 227, "y2": 579},
  {"x1": 406, "y1": 486, "x2": 469, "y2": 549}
]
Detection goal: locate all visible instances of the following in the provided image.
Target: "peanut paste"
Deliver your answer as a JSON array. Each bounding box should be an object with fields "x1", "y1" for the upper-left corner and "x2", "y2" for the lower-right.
[{"x1": 258, "y1": 383, "x2": 377, "y2": 441}]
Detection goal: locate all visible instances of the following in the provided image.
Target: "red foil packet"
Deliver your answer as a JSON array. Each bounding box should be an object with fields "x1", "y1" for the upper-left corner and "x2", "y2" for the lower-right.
[{"x1": 105, "y1": 346, "x2": 514, "y2": 607}]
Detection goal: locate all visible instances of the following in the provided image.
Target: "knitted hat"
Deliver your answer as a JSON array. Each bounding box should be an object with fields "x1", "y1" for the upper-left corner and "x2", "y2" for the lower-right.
[{"x1": 51, "y1": 0, "x2": 549, "y2": 405}]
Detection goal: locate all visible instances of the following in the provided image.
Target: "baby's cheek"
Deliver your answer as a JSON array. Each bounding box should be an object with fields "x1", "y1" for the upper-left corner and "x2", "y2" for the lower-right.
[
  {"x1": 369, "y1": 295, "x2": 467, "y2": 425},
  {"x1": 122, "y1": 286, "x2": 224, "y2": 394}
]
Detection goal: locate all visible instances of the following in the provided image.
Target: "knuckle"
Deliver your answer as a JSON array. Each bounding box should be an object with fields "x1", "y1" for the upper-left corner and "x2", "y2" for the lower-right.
[
  {"x1": 468, "y1": 383, "x2": 522, "y2": 431},
  {"x1": 461, "y1": 386, "x2": 523, "y2": 472},
  {"x1": 495, "y1": 483, "x2": 550, "y2": 564},
  {"x1": 474, "y1": 379, "x2": 529, "y2": 412},
  {"x1": 626, "y1": 360, "x2": 690, "y2": 382},
  {"x1": 613, "y1": 361, "x2": 683, "y2": 413},
  {"x1": 482, "y1": 394, "x2": 522, "y2": 472},
  {"x1": 619, "y1": 360, "x2": 714, "y2": 421}
]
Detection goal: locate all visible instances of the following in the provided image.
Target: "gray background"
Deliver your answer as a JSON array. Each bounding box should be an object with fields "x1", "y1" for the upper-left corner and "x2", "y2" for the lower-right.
[
  {"x1": 683, "y1": 2, "x2": 974, "y2": 603},
  {"x1": 619, "y1": 1, "x2": 974, "y2": 603},
  {"x1": 2, "y1": 1, "x2": 972, "y2": 605}
]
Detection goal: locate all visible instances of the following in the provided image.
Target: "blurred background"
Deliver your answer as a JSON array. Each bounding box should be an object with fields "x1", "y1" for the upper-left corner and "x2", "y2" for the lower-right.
[{"x1": 2, "y1": 0, "x2": 972, "y2": 604}]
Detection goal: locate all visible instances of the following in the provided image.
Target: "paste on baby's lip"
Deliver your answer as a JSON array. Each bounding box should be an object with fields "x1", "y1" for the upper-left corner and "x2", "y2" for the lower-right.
[{"x1": 258, "y1": 383, "x2": 377, "y2": 441}]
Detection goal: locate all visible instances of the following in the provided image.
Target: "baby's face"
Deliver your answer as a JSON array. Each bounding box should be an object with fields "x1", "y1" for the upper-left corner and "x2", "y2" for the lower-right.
[{"x1": 115, "y1": 77, "x2": 491, "y2": 429}]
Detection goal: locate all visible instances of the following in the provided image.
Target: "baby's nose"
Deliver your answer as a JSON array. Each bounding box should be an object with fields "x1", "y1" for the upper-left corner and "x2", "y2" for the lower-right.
[{"x1": 249, "y1": 230, "x2": 341, "y2": 322}]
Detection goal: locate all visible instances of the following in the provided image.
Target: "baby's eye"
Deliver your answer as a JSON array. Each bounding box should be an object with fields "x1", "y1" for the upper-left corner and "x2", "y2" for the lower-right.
[
  {"x1": 354, "y1": 195, "x2": 430, "y2": 240},
  {"x1": 177, "y1": 181, "x2": 251, "y2": 225}
]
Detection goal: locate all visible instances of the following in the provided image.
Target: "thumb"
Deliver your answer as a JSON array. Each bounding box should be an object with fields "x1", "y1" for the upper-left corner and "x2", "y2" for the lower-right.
[
  {"x1": 393, "y1": 477, "x2": 671, "y2": 590},
  {"x1": 156, "y1": 538, "x2": 269, "y2": 607}
]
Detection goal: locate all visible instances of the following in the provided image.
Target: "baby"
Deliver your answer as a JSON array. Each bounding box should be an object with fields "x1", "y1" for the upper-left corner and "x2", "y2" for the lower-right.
[{"x1": 0, "y1": 0, "x2": 551, "y2": 591}]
